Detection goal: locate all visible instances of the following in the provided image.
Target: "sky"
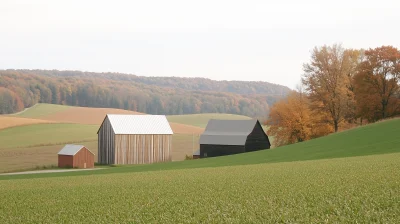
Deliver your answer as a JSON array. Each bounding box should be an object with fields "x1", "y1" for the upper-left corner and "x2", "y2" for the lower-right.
[{"x1": 0, "y1": 0, "x2": 399, "y2": 89}]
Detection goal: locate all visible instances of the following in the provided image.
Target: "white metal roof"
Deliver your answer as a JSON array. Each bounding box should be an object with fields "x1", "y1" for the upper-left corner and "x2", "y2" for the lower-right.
[
  {"x1": 58, "y1": 144, "x2": 85, "y2": 156},
  {"x1": 107, "y1": 114, "x2": 173, "y2": 135}
]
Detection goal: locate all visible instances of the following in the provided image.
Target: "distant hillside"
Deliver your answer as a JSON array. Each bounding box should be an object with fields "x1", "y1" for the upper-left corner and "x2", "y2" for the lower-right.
[
  {"x1": 17, "y1": 70, "x2": 290, "y2": 96},
  {"x1": 0, "y1": 69, "x2": 290, "y2": 117}
]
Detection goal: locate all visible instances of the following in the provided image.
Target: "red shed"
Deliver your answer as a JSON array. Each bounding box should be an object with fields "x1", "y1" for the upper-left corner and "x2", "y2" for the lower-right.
[{"x1": 58, "y1": 144, "x2": 95, "y2": 169}]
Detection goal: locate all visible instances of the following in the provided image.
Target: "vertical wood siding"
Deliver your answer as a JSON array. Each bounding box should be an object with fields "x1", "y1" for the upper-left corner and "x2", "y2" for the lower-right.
[
  {"x1": 58, "y1": 155, "x2": 73, "y2": 168},
  {"x1": 114, "y1": 134, "x2": 172, "y2": 164},
  {"x1": 98, "y1": 117, "x2": 115, "y2": 164},
  {"x1": 73, "y1": 147, "x2": 94, "y2": 169}
]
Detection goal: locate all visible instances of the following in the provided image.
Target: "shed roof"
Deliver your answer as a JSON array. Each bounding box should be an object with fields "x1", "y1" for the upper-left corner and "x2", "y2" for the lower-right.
[
  {"x1": 58, "y1": 144, "x2": 94, "y2": 156},
  {"x1": 199, "y1": 119, "x2": 259, "y2": 146},
  {"x1": 105, "y1": 114, "x2": 173, "y2": 135},
  {"x1": 193, "y1": 149, "x2": 200, "y2": 156}
]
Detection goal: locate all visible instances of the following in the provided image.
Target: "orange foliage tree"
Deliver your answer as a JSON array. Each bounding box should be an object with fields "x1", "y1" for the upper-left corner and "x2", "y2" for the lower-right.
[
  {"x1": 265, "y1": 90, "x2": 332, "y2": 146},
  {"x1": 354, "y1": 46, "x2": 400, "y2": 121},
  {"x1": 302, "y1": 44, "x2": 360, "y2": 132}
]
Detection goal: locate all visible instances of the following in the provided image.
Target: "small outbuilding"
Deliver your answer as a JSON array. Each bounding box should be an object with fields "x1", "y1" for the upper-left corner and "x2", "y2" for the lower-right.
[
  {"x1": 97, "y1": 114, "x2": 173, "y2": 165},
  {"x1": 58, "y1": 144, "x2": 95, "y2": 169},
  {"x1": 199, "y1": 119, "x2": 271, "y2": 158}
]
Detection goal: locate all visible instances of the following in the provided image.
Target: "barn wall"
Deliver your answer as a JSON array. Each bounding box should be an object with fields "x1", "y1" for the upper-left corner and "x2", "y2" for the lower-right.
[
  {"x1": 200, "y1": 144, "x2": 245, "y2": 158},
  {"x1": 58, "y1": 155, "x2": 73, "y2": 168},
  {"x1": 245, "y1": 121, "x2": 270, "y2": 152},
  {"x1": 114, "y1": 134, "x2": 172, "y2": 164},
  {"x1": 98, "y1": 117, "x2": 115, "y2": 164},
  {"x1": 73, "y1": 147, "x2": 95, "y2": 168}
]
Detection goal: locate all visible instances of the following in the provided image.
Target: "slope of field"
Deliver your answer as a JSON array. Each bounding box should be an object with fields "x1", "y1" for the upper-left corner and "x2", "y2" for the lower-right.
[
  {"x1": 15, "y1": 104, "x2": 71, "y2": 118},
  {"x1": 167, "y1": 113, "x2": 251, "y2": 128},
  {"x1": 43, "y1": 107, "x2": 204, "y2": 134},
  {"x1": 0, "y1": 125, "x2": 201, "y2": 172},
  {"x1": 0, "y1": 133, "x2": 198, "y2": 173},
  {"x1": 0, "y1": 104, "x2": 211, "y2": 172},
  {"x1": 0, "y1": 141, "x2": 98, "y2": 173},
  {"x1": 0, "y1": 116, "x2": 55, "y2": 130},
  {"x1": 0, "y1": 153, "x2": 399, "y2": 223},
  {"x1": 1, "y1": 117, "x2": 398, "y2": 179},
  {"x1": 0, "y1": 123, "x2": 98, "y2": 149},
  {"x1": 42, "y1": 105, "x2": 145, "y2": 124},
  {"x1": 15, "y1": 103, "x2": 205, "y2": 134}
]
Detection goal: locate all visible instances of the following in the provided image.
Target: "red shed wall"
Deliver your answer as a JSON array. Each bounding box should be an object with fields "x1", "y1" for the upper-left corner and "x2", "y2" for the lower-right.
[
  {"x1": 58, "y1": 155, "x2": 74, "y2": 168},
  {"x1": 73, "y1": 147, "x2": 94, "y2": 168}
]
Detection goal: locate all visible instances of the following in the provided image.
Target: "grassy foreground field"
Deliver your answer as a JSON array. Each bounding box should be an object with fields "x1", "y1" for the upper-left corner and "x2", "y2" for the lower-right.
[{"x1": 0, "y1": 153, "x2": 399, "y2": 223}]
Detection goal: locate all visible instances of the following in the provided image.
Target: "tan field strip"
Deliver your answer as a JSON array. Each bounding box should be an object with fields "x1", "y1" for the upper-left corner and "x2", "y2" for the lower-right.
[
  {"x1": 42, "y1": 106, "x2": 204, "y2": 134},
  {"x1": 42, "y1": 107, "x2": 145, "y2": 124},
  {"x1": 0, "y1": 116, "x2": 55, "y2": 130}
]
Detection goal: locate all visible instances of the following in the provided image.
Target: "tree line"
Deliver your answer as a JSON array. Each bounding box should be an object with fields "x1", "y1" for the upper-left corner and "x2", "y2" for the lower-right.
[
  {"x1": 0, "y1": 70, "x2": 287, "y2": 118},
  {"x1": 266, "y1": 45, "x2": 400, "y2": 146}
]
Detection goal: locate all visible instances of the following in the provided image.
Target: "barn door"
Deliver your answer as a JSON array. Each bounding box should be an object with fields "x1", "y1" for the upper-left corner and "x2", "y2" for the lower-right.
[{"x1": 84, "y1": 163, "x2": 87, "y2": 168}]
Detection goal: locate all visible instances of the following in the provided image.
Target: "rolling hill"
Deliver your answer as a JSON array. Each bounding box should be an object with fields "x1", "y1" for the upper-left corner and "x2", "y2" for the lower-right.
[
  {"x1": 0, "y1": 103, "x2": 257, "y2": 172},
  {"x1": 0, "y1": 118, "x2": 399, "y2": 223},
  {"x1": 2, "y1": 115, "x2": 399, "y2": 179}
]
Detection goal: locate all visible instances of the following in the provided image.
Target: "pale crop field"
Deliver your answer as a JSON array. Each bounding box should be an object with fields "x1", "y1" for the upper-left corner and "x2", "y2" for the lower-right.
[
  {"x1": 0, "y1": 123, "x2": 98, "y2": 149},
  {"x1": 167, "y1": 113, "x2": 251, "y2": 128},
  {"x1": 0, "y1": 152, "x2": 399, "y2": 223},
  {"x1": 0, "y1": 134, "x2": 199, "y2": 173},
  {"x1": 0, "y1": 141, "x2": 98, "y2": 173},
  {"x1": 15, "y1": 103, "x2": 71, "y2": 118}
]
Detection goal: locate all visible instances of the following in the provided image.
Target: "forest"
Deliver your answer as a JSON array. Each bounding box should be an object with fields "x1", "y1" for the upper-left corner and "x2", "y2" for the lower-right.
[
  {"x1": 266, "y1": 45, "x2": 400, "y2": 146},
  {"x1": 0, "y1": 70, "x2": 290, "y2": 118}
]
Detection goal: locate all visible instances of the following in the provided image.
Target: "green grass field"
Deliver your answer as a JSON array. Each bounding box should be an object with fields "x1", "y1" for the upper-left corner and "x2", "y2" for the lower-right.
[
  {"x1": 0, "y1": 115, "x2": 399, "y2": 222},
  {"x1": 0, "y1": 123, "x2": 98, "y2": 149},
  {"x1": 0, "y1": 153, "x2": 399, "y2": 223},
  {"x1": 14, "y1": 103, "x2": 71, "y2": 118},
  {"x1": 167, "y1": 113, "x2": 251, "y2": 128}
]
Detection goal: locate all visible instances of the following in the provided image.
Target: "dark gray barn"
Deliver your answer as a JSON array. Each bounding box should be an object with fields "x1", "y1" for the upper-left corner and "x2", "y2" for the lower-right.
[{"x1": 199, "y1": 119, "x2": 270, "y2": 158}]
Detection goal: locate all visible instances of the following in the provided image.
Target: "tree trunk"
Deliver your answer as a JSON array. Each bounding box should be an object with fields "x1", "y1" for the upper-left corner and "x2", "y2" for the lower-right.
[
  {"x1": 382, "y1": 100, "x2": 387, "y2": 119},
  {"x1": 334, "y1": 120, "x2": 339, "y2": 132}
]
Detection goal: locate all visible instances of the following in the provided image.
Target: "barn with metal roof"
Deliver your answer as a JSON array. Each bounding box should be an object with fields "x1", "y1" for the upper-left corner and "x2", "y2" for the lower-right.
[
  {"x1": 199, "y1": 119, "x2": 270, "y2": 158},
  {"x1": 58, "y1": 144, "x2": 94, "y2": 168},
  {"x1": 97, "y1": 114, "x2": 173, "y2": 165}
]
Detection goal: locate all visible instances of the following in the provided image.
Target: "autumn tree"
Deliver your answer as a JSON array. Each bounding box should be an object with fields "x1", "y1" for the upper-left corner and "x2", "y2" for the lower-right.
[
  {"x1": 0, "y1": 87, "x2": 23, "y2": 114},
  {"x1": 354, "y1": 46, "x2": 400, "y2": 120},
  {"x1": 302, "y1": 44, "x2": 360, "y2": 132}
]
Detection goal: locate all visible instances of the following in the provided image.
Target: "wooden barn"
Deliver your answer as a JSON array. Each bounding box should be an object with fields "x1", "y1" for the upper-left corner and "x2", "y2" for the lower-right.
[
  {"x1": 97, "y1": 114, "x2": 173, "y2": 165},
  {"x1": 199, "y1": 119, "x2": 270, "y2": 158},
  {"x1": 58, "y1": 144, "x2": 95, "y2": 168}
]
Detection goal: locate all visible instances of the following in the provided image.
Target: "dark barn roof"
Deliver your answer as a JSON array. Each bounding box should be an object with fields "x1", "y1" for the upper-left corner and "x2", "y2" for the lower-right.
[{"x1": 199, "y1": 119, "x2": 263, "y2": 146}]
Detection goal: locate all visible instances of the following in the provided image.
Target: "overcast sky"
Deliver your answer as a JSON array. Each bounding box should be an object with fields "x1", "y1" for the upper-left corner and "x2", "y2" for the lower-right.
[{"x1": 1, "y1": 0, "x2": 399, "y2": 89}]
